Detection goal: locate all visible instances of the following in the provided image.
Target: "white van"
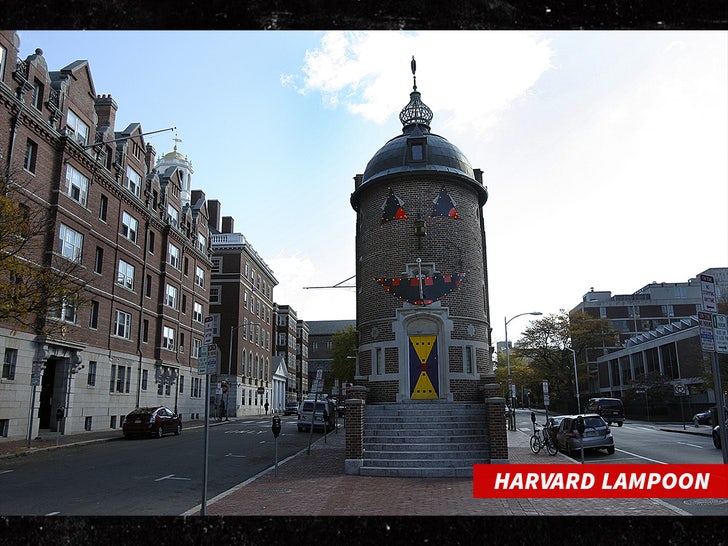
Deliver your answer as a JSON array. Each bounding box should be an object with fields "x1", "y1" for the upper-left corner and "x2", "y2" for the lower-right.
[{"x1": 296, "y1": 398, "x2": 336, "y2": 432}]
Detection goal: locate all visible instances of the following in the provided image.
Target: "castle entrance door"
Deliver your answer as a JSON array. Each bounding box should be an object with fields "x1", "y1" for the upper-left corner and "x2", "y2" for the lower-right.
[{"x1": 408, "y1": 335, "x2": 439, "y2": 399}]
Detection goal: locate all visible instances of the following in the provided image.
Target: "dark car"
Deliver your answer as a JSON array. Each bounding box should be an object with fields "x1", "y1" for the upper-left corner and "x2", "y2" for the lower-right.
[
  {"x1": 547, "y1": 415, "x2": 567, "y2": 443},
  {"x1": 556, "y1": 414, "x2": 615, "y2": 456},
  {"x1": 284, "y1": 402, "x2": 299, "y2": 416},
  {"x1": 122, "y1": 406, "x2": 182, "y2": 438},
  {"x1": 586, "y1": 397, "x2": 624, "y2": 427},
  {"x1": 693, "y1": 409, "x2": 712, "y2": 426}
]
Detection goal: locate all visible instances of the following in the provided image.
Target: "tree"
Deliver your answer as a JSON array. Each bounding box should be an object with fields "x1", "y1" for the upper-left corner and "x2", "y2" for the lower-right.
[
  {"x1": 0, "y1": 167, "x2": 89, "y2": 335},
  {"x1": 494, "y1": 349, "x2": 538, "y2": 405},
  {"x1": 515, "y1": 311, "x2": 617, "y2": 413},
  {"x1": 330, "y1": 325, "x2": 357, "y2": 385}
]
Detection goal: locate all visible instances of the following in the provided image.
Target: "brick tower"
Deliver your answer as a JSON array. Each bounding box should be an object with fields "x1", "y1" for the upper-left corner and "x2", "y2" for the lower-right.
[{"x1": 350, "y1": 58, "x2": 492, "y2": 404}]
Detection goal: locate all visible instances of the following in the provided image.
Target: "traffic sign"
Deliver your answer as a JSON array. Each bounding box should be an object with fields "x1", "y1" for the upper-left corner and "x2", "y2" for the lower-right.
[
  {"x1": 699, "y1": 311, "x2": 715, "y2": 352},
  {"x1": 204, "y1": 316, "x2": 215, "y2": 345},
  {"x1": 713, "y1": 313, "x2": 728, "y2": 354},
  {"x1": 700, "y1": 274, "x2": 718, "y2": 313},
  {"x1": 198, "y1": 346, "x2": 208, "y2": 375},
  {"x1": 673, "y1": 383, "x2": 688, "y2": 396}
]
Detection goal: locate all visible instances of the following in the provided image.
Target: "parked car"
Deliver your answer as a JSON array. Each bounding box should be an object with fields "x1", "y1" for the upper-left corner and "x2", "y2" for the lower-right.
[
  {"x1": 556, "y1": 414, "x2": 615, "y2": 456},
  {"x1": 547, "y1": 415, "x2": 567, "y2": 443},
  {"x1": 713, "y1": 411, "x2": 728, "y2": 449},
  {"x1": 297, "y1": 398, "x2": 336, "y2": 432},
  {"x1": 284, "y1": 402, "x2": 299, "y2": 416},
  {"x1": 693, "y1": 409, "x2": 712, "y2": 426},
  {"x1": 122, "y1": 406, "x2": 181, "y2": 438},
  {"x1": 586, "y1": 397, "x2": 624, "y2": 427}
]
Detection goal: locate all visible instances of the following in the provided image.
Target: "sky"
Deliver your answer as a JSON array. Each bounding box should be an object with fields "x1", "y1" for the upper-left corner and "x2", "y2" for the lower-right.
[{"x1": 16, "y1": 30, "x2": 728, "y2": 344}]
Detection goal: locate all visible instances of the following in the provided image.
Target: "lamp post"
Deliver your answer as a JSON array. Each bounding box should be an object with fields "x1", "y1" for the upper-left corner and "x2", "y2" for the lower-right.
[
  {"x1": 505, "y1": 312, "x2": 542, "y2": 429},
  {"x1": 565, "y1": 346, "x2": 580, "y2": 413}
]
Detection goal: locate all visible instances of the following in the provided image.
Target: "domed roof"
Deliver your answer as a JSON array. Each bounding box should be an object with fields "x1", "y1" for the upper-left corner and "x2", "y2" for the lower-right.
[
  {"x1": 362, "y1": 125, "x2": 475, "y2": 185},
  {"x1": 357, "y1": 57, "x2": 479, "y2": 193},
  {"x1": 163, "y1": 145, "x2": 185, "y2": 161}
]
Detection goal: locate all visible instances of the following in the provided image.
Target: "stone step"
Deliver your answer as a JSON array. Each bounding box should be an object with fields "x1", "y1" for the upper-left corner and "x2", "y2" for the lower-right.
[
  {"x1": 359, "y1": 466, "x2": 476, "y2": 478},
  {"x1": 364, "y1": 420, "x2": 486, "y2": 429},
  {"x1": 364, "y1": 428, "x2": 487, "y2": 438},
  {"x1": 361, "y1": 457, "x2": 486, "y2": 469},
  {"x1": 364, "y1": 441, "x2": 488, "y2": 452},
  {"x1": 363, "y1": 449, "x2": 488, "y2": 460}
]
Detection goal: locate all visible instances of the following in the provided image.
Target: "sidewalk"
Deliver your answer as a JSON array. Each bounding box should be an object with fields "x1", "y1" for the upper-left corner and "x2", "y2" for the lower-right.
[
  {"x1": 0, "y1": 418, "x2": 694, "y2": 516},
  {"x1": 184, "y1": 425, "x2": 682, "y2": 516}
]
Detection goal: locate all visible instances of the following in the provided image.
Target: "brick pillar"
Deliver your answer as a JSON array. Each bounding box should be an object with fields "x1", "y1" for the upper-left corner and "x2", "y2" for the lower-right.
[
  {"x1": 483, "y1": 383, "x2": 508, "y2": 462},
  {"x1": 344, "y1": 386, "x2": 367, "y2": 475}
]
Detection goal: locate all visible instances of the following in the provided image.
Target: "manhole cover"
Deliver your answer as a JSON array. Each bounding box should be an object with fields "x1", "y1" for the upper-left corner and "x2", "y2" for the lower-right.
[
  {"x1": 258, "y1": 488, "x2": 292, "y2": 495},
  {"x1": 683, "y1": 499, "x2": 728, "y2": 506}
]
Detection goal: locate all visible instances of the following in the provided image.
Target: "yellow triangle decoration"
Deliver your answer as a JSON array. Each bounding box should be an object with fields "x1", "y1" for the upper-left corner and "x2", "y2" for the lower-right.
[
  {"x1": 411, "y1": 335, "x2": 436, "y2": 364},
  {"x1": 411, "y1": 371, "x2": 438, "y2": 399}
]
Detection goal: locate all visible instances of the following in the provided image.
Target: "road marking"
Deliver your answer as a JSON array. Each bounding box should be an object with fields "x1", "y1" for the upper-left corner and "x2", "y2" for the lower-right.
[
  {"x1": 615, "y1": 448, "x2": 667, "y2": 464},
  {"x1": 225, "y1": 453, "x2": 246, "y2": 458},
  {"x1": 155, "y1": 474, "x2": 192, "y2": 481},
  {"x1": 676, "y1": 441, "x2": 705, "y2": 449},
  {"x1": 0, "y1": 470, "x2": 14, "y2": 475},
  {"x1": 45, "y1": 511, "x2": 60, "y2": 516}
]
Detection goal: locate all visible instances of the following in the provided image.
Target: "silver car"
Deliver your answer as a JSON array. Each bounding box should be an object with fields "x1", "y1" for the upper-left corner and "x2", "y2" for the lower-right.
[{"x1": 556, "y1": 414, "x2": 615, "y2": 456}]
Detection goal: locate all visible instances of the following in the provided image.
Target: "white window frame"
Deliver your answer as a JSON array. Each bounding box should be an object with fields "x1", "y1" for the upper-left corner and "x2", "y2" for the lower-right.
[
  {"x1": 209, "y1": 286, "x2": 221, "y2": 304},
  {"x1": 52, "y1": 298, "x2": 77, "y2": 323},
  {"x1": 117, "y1": 259, "x2": 135, "y2": 290},
  {"x1": 125, "y1": 166, "x2": 142, "y2": 198},
  {"x1": 65, "y1": 164, "x2": 89, "y2": 206},
  {"x1": 192, "y1": 338, "x2": 202, "y2": 359},
  {"x1": 165, "y1": 284, "x2": 178, "y2": 309},
  {"x1": 168, "y1": 243, "x2": 180, "y2": 269},
  {"x1": 211, "y1": 257, "x2": 222, "y2": 274},
  {"x1": 163, "y1": 326, "x2": 176, "y2": 351},
  {"x1": 193, "y1": 301, "x2": 203, "y2": 323},
  {"x1": 24, "y1": 139, "x2": 38, "y2": 173},
  {"x1": 66, "y1": 108, "x2": 89, "y2": 146},
  {"x1": 114, "y1": 310, "x2": 132, "y2": 339},
  {"x1": 167, "y1": 204, "x2": 178, "y2": 228},
  {"x1": 59, "y1": 224, "x2": 83, "y2": 262},
  {"x1": 121, "y1": 211, "x2": 138, "y2": 243},
  {"x1": 197, "y1": 233, "x2": 206, "y2": 252},
  {"x1": 195, "y1": 266, "x2": 205, "y2": 288}
]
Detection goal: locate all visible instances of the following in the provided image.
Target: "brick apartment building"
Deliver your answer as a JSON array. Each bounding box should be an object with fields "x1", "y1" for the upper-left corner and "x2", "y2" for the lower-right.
[
  {"x1": 207, "y1": 205, "x2": 276, "y2": 417},
  {"x1": 273, "y1": 304, "x2": 310, "y2": 403},
  {"x1": 0, "y1": 31, "x2": 212, "y2": 441}
]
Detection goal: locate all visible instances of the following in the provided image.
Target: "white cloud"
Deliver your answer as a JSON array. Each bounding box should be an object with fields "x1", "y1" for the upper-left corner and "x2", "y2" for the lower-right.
[{"x1": 286, "y1": 31, "x2": 554, "y2": 134}]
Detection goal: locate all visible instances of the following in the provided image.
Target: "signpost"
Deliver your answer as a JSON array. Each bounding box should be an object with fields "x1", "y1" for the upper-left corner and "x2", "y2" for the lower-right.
[
  {"x1": 542, "y1": 379, "x2": 550, "y2": 421},
  {"x1": 700, "y1": 275, "x2": 727, "y2": 464}
]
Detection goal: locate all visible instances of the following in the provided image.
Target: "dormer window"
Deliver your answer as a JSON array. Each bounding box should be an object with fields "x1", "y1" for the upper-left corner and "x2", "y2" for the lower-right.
[{"x1": 408, "y1": 138, "x2": 426, "y2": 162}]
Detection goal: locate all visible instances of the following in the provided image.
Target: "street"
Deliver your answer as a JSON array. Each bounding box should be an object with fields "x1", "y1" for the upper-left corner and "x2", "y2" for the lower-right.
[
  {"x1": 0, "y1": 415, "x2": 320, "y2": 515},
  {"x1": 517, "y1": 409, "x2": 727, "y2": 516}
]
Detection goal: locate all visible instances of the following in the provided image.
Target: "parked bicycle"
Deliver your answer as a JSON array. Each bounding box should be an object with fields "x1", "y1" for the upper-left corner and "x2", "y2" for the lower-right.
[{"x1": 529, "y1": 412, "x2": 558, "y2": 456}]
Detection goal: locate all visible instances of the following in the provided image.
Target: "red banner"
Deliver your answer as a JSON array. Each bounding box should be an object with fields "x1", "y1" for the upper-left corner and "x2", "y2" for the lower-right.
[{"x1": 473, "y1": 464, "x2": 728, "y2": 498}]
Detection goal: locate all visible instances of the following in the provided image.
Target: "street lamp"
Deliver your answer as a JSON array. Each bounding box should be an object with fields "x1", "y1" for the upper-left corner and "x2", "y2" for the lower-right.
[
  {"x1": 504, "y1": 312, "x2": 542, "y2": 414},
  {"x1": 564, "y1": 346, "x2": 580, "y2": 413}
]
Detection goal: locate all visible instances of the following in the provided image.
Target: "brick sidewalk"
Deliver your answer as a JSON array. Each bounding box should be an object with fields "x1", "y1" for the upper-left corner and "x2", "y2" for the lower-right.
[{"x1": 186, "y1": 426, "x2": 680, "y2": 516}]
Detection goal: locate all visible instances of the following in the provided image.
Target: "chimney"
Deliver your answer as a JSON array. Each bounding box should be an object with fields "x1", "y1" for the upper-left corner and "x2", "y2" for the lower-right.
[
  {"x1": 207, "y1": 199, "x2": 221, "y2": 232},
  {"x1": 94, "y1": 94, "x2": 118, "y2": 131},
  {"x1": 145, "y1": 143, "x2": 156, "y2": 173},
  {"x1": 222, "y1": 216, "x2": 234, "y2": 234},
  {"x1": 191, "y1": 190, "x2": 205, "y2": 206}
]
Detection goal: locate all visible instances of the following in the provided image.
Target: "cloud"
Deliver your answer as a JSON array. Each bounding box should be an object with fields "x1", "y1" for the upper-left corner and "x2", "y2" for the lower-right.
[{"x1": 284, "y1": 31, "x2": 554, "y2": 135}]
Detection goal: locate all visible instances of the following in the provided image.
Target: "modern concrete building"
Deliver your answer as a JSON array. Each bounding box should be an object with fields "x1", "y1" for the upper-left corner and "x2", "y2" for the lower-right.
[
  {"x1": 569, "y1": 267, "x2": 727, "y2": 398},
  {"x1": 0, "y1": 32, "x2": 211, "y2": 441}
]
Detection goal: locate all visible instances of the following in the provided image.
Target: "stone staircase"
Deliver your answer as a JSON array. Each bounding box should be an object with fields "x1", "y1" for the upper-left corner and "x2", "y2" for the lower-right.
[{"x1": 360, "y1": 401, "x2": 489, "y2": 477}]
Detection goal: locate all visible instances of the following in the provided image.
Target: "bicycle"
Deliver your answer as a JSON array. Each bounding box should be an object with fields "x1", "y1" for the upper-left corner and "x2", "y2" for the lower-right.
[{"x1": 529, "y1": 424, "x2": 558, "y2": 456}]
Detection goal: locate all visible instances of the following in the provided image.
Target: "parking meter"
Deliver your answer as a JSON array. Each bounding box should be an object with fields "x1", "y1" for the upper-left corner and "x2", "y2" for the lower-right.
[
  {"x1": 271, "y1": 416, "x2": 281, "y2": 438},
  {"x1": 530, "y1": 411, "x2": 536, "y2": 424},
  {"x1": 575, "y1": 416, "x2": 586, "y2": 464},
  {"x1": 56, "y1": 408, "x2": 64, "y2": 421}
]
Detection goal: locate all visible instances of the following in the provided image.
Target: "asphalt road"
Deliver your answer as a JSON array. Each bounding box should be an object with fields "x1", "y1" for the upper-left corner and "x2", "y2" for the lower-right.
[
  {"x1": 517, "y1": 410, "x2": 727, "y2": 516},
  {"x1": 0, "y1": 415, "x2": 320, "y2": 515}
]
